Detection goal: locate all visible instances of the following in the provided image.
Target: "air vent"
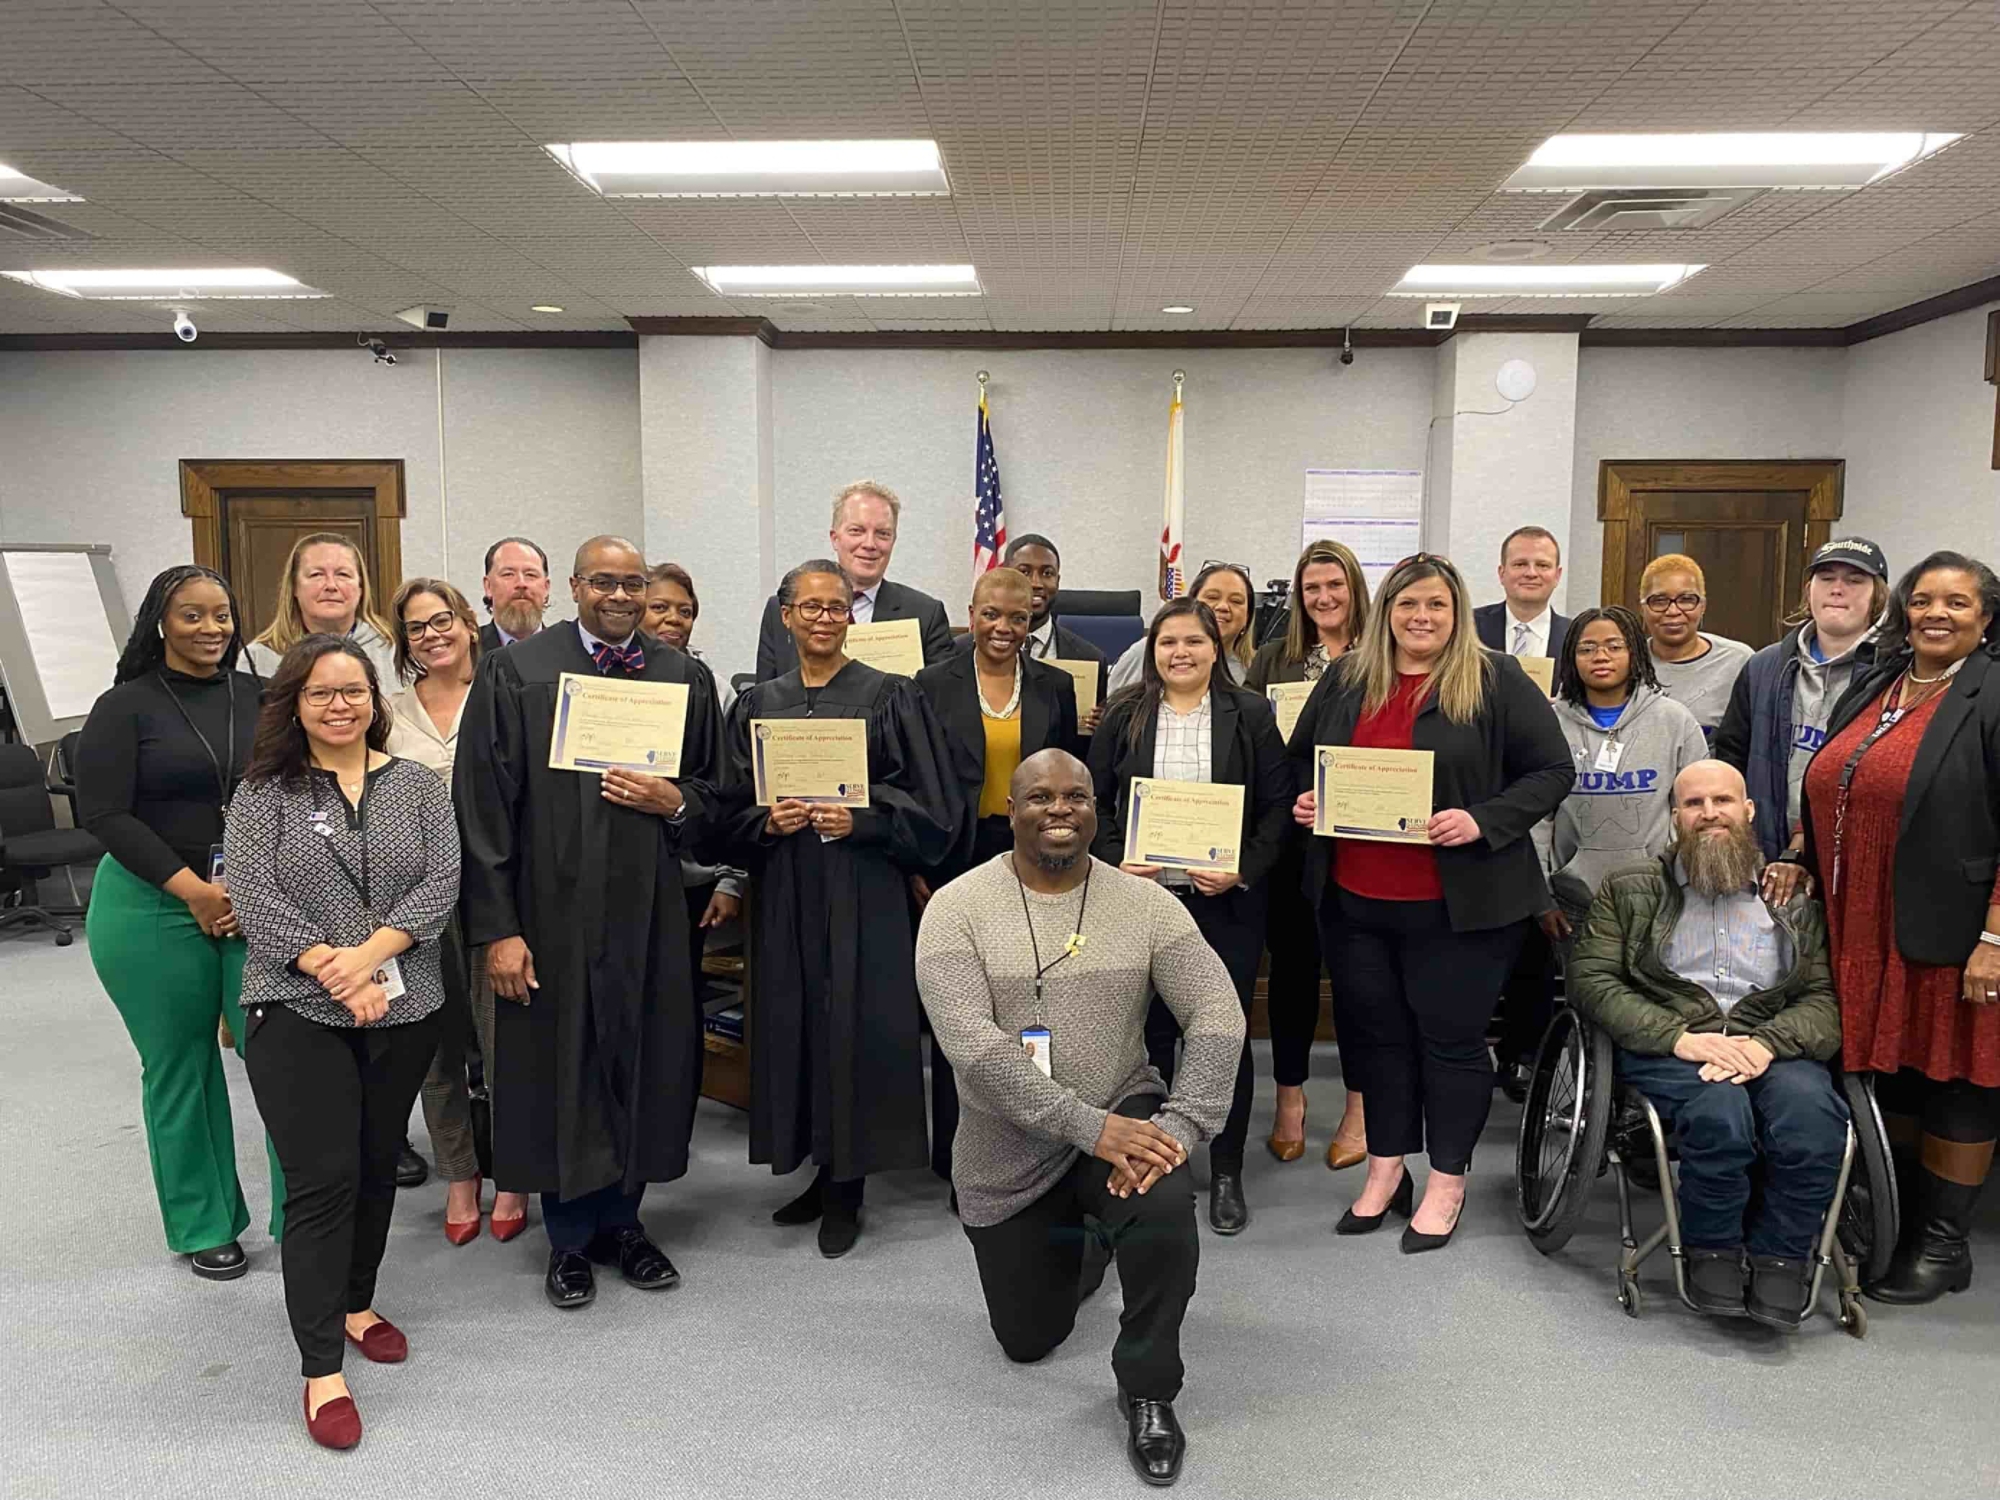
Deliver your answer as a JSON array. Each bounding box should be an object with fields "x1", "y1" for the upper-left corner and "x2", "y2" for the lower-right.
[
  {"x1": 0, "y1": 204, "x2": 94, "y2": 242},
  {"x1": 1539, "y1": 187, "x2": 1763, "y2": 232}
]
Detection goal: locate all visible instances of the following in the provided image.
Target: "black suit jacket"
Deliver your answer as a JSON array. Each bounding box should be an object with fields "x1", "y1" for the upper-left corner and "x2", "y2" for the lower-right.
[
  {"x1": 1286, "y1": 652, "x2": 1572, "y2": 931},
  {"x1": 914, "y1": 650, "x2": 1081, "y2": 877},
  {"x1": 1803, "y1": 647, "x2": 2000, "y2": 967},
  {"x1": 1087, "y1": 682, "x2": 1294, "y2": 892},
  {"x1": 478, "y1": 620, "x2": 540, "y2": 655},
  {"x1": 1474, "y1": 602, "x2": 1571, "y2": 664},
  {"x1": 755, "y1": 578, "x2": 955, "y2": 682}
]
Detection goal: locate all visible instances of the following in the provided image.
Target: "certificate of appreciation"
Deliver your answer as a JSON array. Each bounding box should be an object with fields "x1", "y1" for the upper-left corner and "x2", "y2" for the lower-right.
[
  {"x1": 1050, "y1": 658, "x2": 1100, "y2": 726},
  {"x1": 842, "y1": 618, "x2": 925, "y2": 677},
  {"x1": 1516, "y1": 655, "x2": 1556, "y2": 696},
  {"x1": 547, "y1": 673, "x2": 689, "y2": 777},
  {"x1": 750, "y1": 718, "x2": 871, "y2": 807},
  {"x1": 1314, "y1": 746, "x2": 1434, "y2": 843},
  {"x1": 1266, "y1": 682, "x2": 1313, "y2": 744},
  {"x1": 1123, "y1": 777, "x2": 1245, "y2": 875}
]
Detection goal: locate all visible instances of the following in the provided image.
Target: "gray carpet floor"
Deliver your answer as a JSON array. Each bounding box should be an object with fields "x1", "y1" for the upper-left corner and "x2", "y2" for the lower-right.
[{"x1": 4, "y1": 928, "x2": 1997, "y2": 1500}]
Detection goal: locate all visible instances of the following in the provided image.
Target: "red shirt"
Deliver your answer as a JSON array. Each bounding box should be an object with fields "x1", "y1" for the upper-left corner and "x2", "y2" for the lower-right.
[{"x1": 1334, "y1": 673, "x2": 1443, "y2": 902}]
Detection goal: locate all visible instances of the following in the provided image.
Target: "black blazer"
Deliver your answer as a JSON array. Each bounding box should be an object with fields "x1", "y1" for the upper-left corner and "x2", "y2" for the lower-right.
[
  {"x1": 478, "y1": 620, "x2": 539, "y2": 655},
  {"x1": 755, "y1": 579, "x2": 954, "y2": 682},
  {"x1": 1474, "y1": 602, "x2": 1572, "y2": 664},
  {"x1": 1287, "y1": 652, "x2": 1572, "y2": 931},
  {"x1": 1087, "y1": 680, "x2": 1293, "y2": 892},
  {"x1": 1802, "y1": 647, "x2": 2000, "y2": 967},
  {"x1": 914, "y1": 650, "x2": 1081, "y2": 876}
]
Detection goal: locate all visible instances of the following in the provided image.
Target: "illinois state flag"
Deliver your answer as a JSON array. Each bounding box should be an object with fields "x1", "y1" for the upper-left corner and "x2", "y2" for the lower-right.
[
  {"x1": 1159, "y1": 382, "x2": 1186, "y2": 599},
  {"x1": 972, "y1": 389, "x2": 1007, "y2": 584}
]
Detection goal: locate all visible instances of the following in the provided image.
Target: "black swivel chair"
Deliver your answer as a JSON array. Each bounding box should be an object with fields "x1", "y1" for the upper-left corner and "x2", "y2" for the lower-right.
[
  {"x1": 0, "y1": 741, "x2": 101, "y2": 946},
  {"x1": 1049, "y1": 588, "x2": 1145, "y2": 665}
]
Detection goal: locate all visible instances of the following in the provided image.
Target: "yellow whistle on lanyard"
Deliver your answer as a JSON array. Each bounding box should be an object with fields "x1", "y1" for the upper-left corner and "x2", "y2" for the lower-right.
[{"x1": 1064, "y1": 933, "x2": 1086, "y2": 957}]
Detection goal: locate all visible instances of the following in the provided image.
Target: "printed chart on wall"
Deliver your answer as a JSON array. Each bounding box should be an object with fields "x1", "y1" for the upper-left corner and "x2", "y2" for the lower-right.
[{"x1": 1302, "y1": 469, "x2": 1423, "y2": 595}]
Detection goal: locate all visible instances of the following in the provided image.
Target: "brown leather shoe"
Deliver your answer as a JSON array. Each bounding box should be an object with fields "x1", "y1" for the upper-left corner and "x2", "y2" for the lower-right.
[
  {"x1": 1325, "y1": 1136, "x2": 1367, "y2": 1171},
  {"x1": 1266, "y1": 1131, "x2": 1305, "y2": 1163}
]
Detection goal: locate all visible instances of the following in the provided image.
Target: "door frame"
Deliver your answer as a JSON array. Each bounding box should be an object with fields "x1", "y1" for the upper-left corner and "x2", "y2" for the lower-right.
[
  {"x1": 179, "y1": 459, "x2": 407, "y2": 585},
  {"x1": 1596, "y1": 458, "x2": 1844, "y2": 609}
]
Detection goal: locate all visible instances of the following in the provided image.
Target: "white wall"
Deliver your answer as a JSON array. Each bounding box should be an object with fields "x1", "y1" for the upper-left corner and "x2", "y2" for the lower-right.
[{"x1": 1842, "y1": 301, "x2": 2000, "y2": 571}]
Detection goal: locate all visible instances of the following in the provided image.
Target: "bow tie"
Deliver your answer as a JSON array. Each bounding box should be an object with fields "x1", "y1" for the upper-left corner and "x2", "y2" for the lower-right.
[{"x1": 591, "y1": 638, "x2": 644, "y2": 675}]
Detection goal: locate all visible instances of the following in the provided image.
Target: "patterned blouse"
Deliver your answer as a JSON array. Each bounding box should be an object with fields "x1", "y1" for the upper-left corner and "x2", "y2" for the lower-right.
[{"x1": 225, "y1": 756, "x2": 460, "y2": 1027}]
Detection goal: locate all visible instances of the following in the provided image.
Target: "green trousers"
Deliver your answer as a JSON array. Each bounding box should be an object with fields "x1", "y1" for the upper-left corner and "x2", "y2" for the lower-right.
[{"x1": 87, "y1": 855, "x2": 285, "y2": 1252}]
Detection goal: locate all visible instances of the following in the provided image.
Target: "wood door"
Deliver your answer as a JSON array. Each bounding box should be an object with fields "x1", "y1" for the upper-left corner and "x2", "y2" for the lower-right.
[
  {"x1": 180, "y1": 461, "x2": 405, "y2": 642},
  {"x1": 1598, "y1": 460, "x2": 1843, "y2": 649}
]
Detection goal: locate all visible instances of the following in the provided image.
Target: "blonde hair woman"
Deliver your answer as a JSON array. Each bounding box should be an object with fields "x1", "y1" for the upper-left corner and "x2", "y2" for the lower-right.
[
  {"x1": 1287, "y1": 554, "x2": 1570, "y2": 1251},
  {"x1": 243, "y1": 533, "x2": 399, "y2": 684},
  {"x1": 1247, "y1": 540, "x2": 1371, "y2": 1169}
]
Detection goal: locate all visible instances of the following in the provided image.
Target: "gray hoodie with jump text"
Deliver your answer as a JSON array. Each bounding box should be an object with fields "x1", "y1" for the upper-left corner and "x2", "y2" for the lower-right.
[{"x1": 1538, "y1": 684, "x2": 1710, "y2": 896}]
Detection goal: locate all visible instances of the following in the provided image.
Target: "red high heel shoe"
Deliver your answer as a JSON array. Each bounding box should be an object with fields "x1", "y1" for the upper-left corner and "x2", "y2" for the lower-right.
[
  {"x1": 489, "y1": 1195, "x2": 528, "y2": 1243},
  {"x1": 444, "y1": 1177, "x2": 483, "y2": 1246},
  {"x1": 304, "y1": 1385, "x2": 362, "y2": 1449},
  {"x1": 343, "y1": 1317, "x2": 407, "y2": 1363}
]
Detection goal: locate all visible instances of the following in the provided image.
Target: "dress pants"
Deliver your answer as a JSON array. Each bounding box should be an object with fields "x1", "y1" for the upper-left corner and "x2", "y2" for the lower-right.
[
  {"x1": 1496, "y1": 919, "x2": 1557, "y2": 1069},
  {"x1": 244, "y1": 1002, "x2": 439, "y2": 1377},
  {"x1": 86, "y1": 854, "x2": 285, "y2": 1249},
  {"x1": 415, "y1": 917, "x2": 482, "y2": 1182},
  {"x1": 1617, "y1": 1051, "x2": 1849, "y2": 1258},
  {"x1": 1262, "y1": 848, "x2": 1326, "y2": 1089},
  {"x1": 542, "y1": 1183, "x2": 646, "y2": 1255},
  {"x1": 1319, "y1": 887, "x2": 1523, "y2": 1174},
  {"x1": 1144, "y1": 887, "x2": 1269, "y2": 1175},
  {"x1": 963, "y1": 1095, "x2": 1198, "y2": 1400}
]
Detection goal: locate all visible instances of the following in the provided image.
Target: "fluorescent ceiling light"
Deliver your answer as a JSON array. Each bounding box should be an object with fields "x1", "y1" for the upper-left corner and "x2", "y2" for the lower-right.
[
  {"x1": 692, "y1": 264, "x2": 981, "y2": 297},
  {"x1": 0, "y1": 163, "x2": 83, "y2": 202},
  {"x1": 547, "y1": 140, "x2": 949, "y2": 198},
  {"x1": 530, "y1": 303, "x2": 565, "y2": 313},
  {"x1": 1502, "y1": 132, "x2": 1961, "y2": 191},
  {"x1": 1161, "y1": 304, "x2": 1195, "y2": 313},
  {"x1": 1390, "y1": 264, "x2": 1704, "y2": 297},
  {"x1": 2, "y1": 267, "x2": 327, "y2": 300}
]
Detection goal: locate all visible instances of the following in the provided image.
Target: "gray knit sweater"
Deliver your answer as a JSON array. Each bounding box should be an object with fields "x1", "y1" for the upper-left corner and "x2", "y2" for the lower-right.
[{"x1": 915, "y1": 854, "x2": 1245, "y2": 1227}]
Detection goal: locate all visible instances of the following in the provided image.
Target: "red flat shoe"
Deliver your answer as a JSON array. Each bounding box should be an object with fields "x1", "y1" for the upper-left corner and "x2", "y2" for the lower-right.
[
  {"x1": 444, "y1": 1215, "x2": 482, "y2": 1247},
  {"x1": 343, "y1": 1318, "x2": 407, "y2": 1364},
  {"x1": 489, "y1": 1211, "x2": 527, "y2": 1243},
  {"x1": 304, "y1": 1386, "x2": 362, "y2": 1450}
]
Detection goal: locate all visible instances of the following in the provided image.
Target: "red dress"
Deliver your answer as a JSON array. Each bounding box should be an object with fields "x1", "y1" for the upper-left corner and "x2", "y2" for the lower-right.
[{"x1": 1805, "y1": 688, "x2": 2000, "y2": 1086}]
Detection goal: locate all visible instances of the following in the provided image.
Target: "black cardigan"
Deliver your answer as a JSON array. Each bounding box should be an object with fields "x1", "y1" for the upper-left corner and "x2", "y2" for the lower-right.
[
  {"x1": 913, "y1": 650, "x2": 1081, "y2": 877},
  {"x1": 1087, "y1": 680, "x2": 1293, "y2": 891},
  {"x1": 1285, "y1": 651, "x2": 1572, "y2": 932},
  {"x1": 1802, "y1": 647, "x2": 2000, "y2": 967}
]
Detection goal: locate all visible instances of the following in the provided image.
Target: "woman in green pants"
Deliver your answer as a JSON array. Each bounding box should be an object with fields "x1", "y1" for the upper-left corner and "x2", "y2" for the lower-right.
[{"x1": 78, "y1": 565, "x2": 282, "y2": 1278}]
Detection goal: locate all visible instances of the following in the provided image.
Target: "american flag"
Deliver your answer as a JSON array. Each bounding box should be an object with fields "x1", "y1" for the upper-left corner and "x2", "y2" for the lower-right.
[{"x1": 972, "y1": 389, "x2": 1007, "y2": 584}]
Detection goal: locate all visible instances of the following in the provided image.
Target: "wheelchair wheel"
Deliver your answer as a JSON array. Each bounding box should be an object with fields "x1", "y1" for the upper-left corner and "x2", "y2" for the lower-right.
[
  {"x1": 1515, "y1": 1007, "x2": 1614, "y2": 1254},
  {"x1": 1838, "y1": 1072, "x2": 1899, "y2": 1286}
]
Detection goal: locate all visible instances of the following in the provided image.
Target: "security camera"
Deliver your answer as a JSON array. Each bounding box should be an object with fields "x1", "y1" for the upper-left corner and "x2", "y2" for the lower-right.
[
  {"x1": 171, "y1": 311, "x2": 197, "y2": 343},
  {"x1": 358, "y1": 334, "x2": 397, "y2": 366},
  {"x1": 393, "y1": 305, "x2": 452, "y2": 332},
  {"x1": 1338, "y1": 326, "x2": 1354, "y2": 366},
  {"x1": 1425, "y1": 301, "x2": 1461, "y2": 332}
]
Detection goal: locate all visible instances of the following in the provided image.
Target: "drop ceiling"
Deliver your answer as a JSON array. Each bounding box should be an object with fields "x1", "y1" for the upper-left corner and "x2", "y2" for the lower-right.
[{"x1": 0, "y1": 0, "x2": 1995, "y2": 337}]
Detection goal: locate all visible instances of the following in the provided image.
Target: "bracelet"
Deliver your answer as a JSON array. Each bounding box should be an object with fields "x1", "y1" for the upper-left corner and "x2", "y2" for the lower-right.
[{"x1": 1979, "y1": 931, "x2": 2000, "y2": 949}]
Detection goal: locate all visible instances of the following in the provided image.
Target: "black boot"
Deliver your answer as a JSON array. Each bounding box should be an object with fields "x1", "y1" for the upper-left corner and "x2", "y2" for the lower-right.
[
  {"x1": 771, "y1": 1166, "x2": 828, "y2": 1226},
  {"x1": 817, "y1": 1175, "x2": 864, "y2": 1258},
  {"x1": 1867, "y1": 1167, "x2": 1981, "y2": 1305}
]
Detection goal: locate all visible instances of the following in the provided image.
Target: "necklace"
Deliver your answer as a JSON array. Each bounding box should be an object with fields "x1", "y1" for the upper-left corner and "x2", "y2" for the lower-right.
[
  {"x1": 978, "y1": 657, "x2": 1024, "y2": 721},
  {"x1": 1906, "y1": 657, "x2": 1965, "y2": 685}
]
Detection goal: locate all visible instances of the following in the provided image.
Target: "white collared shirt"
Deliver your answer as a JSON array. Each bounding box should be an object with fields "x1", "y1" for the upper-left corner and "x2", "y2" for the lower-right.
[
  {"x1": 1505, "y1": 606, "x2": 1552, "y2": 658},
  {"x1": 577, "y1": 620, "x2": 638, "y2": 656},
  {"x1": 1026, "y1": 616, "x2": 1057, "y2": 660}
]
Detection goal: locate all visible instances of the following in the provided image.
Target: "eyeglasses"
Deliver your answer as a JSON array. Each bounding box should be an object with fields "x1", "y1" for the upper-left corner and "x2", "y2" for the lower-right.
[
  {"x1": 401, "y1": 610, "x2": 458, "y2": 639},
  {"x1": 787, "y1": 600, "x2": 852, "y2": 622},
  {"x1": 1199, "y1": 559, "x2": 1249, "y2": 574},
  {"x1": 1641, "y1": 592, "x2": 1703, "y2": 614},
  {"x1": 1574, "y1": 640, "x2": 1630, "y2": 658},
  {"x1": 301, "y1": 685, "x2": 373, "y2": 708},
  {"x1": 579, "y1": 574, "x2": 649, "y2": 597}
]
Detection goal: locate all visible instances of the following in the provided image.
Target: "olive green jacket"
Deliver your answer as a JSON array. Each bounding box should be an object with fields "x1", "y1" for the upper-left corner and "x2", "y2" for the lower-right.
[{"x1": 1567, "y1": 855, "x2": 1841, "y2": 1062}]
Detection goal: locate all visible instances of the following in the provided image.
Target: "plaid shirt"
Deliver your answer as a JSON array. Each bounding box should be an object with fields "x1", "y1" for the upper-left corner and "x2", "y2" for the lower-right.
[
  {"x1": 1660, "y1": 856, "x2": 1789, "y2": 1015},
  {"x1": 1150, "y1": 693, "x2": 1212, "y2": 887}
]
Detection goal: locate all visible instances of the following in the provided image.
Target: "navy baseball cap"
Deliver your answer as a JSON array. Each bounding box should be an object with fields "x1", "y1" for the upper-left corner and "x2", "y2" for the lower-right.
[{"x1": 1808, "y1": 537, "x2": 1887, "y2": 581}]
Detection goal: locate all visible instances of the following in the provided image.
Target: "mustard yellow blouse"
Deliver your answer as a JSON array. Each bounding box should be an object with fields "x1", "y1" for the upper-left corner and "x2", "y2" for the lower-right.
[{"x1": 977, "y1": 712, "x2": 1024, "y2": 818}]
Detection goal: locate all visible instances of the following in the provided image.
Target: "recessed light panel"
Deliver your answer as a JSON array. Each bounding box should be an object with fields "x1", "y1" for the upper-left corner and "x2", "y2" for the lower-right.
[
  {"x1": 2, "y1": 267, "x2": 327, "y2": 299},
  {"x1": 692, "y1": 264, "x2": 981, "y2": 297},
  {"x1": 1161, "y1": 304, "x2": 1195, "y2": 313},
  {"x1": 1502, "y1": 132, "x2": 1961, "y2": 191},
  {"x1": 1390, "y1": 264, "x2": 1704, "y2": 297},
  {"x1": 0, "y1": 164, "x2": 82, "y2": 203},
  {"x1": 547, "y1": 140, "x2": 949, "y2": 198}
]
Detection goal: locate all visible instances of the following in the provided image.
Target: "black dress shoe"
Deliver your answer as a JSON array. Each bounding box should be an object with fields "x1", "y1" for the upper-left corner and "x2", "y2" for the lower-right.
[
  {"x1": 545, "y1": 1250, "x2": 596, "y2": 1309},
  {"x1": 771, "y1": 1167, "x2": 826, "y2": 1226},
  {"x1": 588, "y1": 1227, "x2": 681, "y2": 1290},
  {"x1": 1745, "y1": 1254, "x2": 1810, "y2": 1330},
  {"x1": 818, "y1": 1198, "x2": 862, "y2": 1259},
  {"x1": 188, "y1": 1241, "x2": 248, "y2": 1281},
  {"x1": 1208, "y1": 1171, "x2": 1249, "y2": 1235},
  {"x1": 1685, "y1": 1248, "x2": 1748, "y2": 1317},
  {"x1": 395, "y1": 1141, "x2": 429, "y2": 1189},
  {"x1": 1117, "y1": 1386, "x2": 1186, "y2": 1487},
  {"x1": 1334, "y1": 1169, "x2": 1412, "y2": 1235}
]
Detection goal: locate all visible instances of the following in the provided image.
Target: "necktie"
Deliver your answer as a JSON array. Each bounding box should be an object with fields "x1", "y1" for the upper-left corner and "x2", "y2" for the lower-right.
[
  {"x1": 591, "y1": 638, "x2": 644, "y2": 675},
  {"x1": 1512, "y1": 622, "x2": 1532, "y2": 657}
]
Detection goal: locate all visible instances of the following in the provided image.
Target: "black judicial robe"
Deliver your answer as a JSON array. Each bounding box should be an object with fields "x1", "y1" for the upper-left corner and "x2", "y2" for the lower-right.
[
  {"x1": 722, "y1": 661, "x2": 960, "y2": 1179},
  {"x1": 456, "y1": 622, "x2": 723, "y2": 1200}
]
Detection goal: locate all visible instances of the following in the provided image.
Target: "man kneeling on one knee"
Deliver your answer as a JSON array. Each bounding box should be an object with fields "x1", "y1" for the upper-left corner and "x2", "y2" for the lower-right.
[
  {"x1": 916, "y1": 749, "x2": 1244, "y2": 1488},
  {"x1": 1569, "y1": 759, "x2": 1847, "y2": 1331}
]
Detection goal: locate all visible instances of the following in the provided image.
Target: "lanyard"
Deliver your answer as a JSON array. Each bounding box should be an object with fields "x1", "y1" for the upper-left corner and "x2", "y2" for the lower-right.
[
  {"x1": 156, "y1": 672, "x2": 236, "y2": 818},
  {"x1": 1015, "y1": 858, "x2": 1092, "y2": 1022},
  {"x1": 1830, "y1": 672, "x2": 1948, "y2": 894},
  {"x1": 309, "y1": 770, "x2": 373, "y2": 916}
]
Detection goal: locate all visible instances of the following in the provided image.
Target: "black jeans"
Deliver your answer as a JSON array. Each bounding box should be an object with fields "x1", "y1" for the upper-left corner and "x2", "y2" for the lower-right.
[
  {"x1": 962, "y1": 1096, "x2": 1198, "y2": 1400},
  {"x1": 244, "y1": 1003, "x2": 440, "y2": 1378},
  {"x1": 1263, "y1": 849, "x2": 1325, "y2": 1089},
  {"x1": 1497, "y1": 918, "x2": 1557, "y2": 1069},
  {"x1": 1319, "y1": 888, "x2": 1523, "y2": 1174},
  {"x1": 1142, "y1": 887, "x2": 1265, "y2": 1174},
  {"x1": 543, "y1": 1182, "x2": 645, "y2": 1254}
]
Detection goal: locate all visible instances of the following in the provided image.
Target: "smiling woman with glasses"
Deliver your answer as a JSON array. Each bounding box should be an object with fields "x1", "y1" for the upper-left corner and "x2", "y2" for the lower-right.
[{"x1": 1637, "y1": 554, "x2": 1753, "y2": 738}]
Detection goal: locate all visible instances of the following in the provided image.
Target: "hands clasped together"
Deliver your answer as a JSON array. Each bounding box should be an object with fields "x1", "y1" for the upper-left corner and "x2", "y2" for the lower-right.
[
  {"x1": 1672, "y1": 1029, "x2": 1775, "y2": 1085},
  {"x1": 1092, "y1": 1113, "x2": 1189, "y2": 1199}
]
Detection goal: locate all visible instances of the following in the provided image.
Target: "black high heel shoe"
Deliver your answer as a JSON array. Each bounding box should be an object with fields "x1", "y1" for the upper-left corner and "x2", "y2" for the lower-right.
[
  {"x1": 1401, "y1": 1197, "x2": 1463, "y2": 1254},
  {"x1": 1335, "y1": 1169, "x2": 1413, "y2": 1235}
]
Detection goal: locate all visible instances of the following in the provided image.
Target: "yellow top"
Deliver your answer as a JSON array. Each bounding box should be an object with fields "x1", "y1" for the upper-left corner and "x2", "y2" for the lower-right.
[{"x1": 977, "y1": 712, "x2": 1024, "y2": 819}]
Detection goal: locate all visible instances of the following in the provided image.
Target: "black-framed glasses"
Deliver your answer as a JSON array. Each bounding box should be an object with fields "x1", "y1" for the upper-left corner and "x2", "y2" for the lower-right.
[
  {"x1": 579, "y1": 573, "x2": 648, "y2": 597},
  {"x1": 301, "y1": 684, "x2": 373, "y2": 708},
  {"x1": 787, "y1": 599, "x2": 852, "y2": 622},
  {"x1": 401, "y1": 610, "x2": 458, "y2": 639},
  {"x1": 1641, "y1": 592, "x2": 1703, "y2": 614}
]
